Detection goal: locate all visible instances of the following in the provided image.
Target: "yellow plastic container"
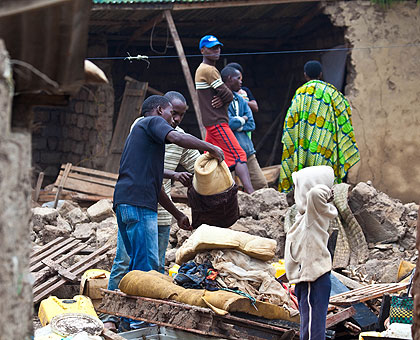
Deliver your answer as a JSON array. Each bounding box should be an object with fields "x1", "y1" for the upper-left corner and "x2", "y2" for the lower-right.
[
  {"x1": 271, "y1": 260, "x2": 286, "y2": 278},
  {"x1": 169, "y1": 264, "x2": 180, "y2": 277},
  {"x1": 38, "y1": 295, "x2": 98, "y2": 327}
]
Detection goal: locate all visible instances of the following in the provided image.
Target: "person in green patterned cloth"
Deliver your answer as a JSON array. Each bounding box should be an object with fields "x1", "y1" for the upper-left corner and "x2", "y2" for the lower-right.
[{"x1": 279, "y1": 60, "x2": 360, "y2": 193}]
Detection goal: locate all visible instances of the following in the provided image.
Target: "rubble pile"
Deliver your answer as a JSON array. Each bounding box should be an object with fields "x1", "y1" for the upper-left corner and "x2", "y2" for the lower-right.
[
  {"x1": 31, "y1": 199, "x2": 118, "y2": 270},
  {"x1": 31, "y1": 182, "x2": 418, "y2": 285}
]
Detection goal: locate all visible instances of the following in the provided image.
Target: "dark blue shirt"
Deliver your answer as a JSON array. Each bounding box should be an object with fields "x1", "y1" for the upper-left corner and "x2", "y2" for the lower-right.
[{"x1": 113, "y1": 116, "x2": 174, "y2": 211}]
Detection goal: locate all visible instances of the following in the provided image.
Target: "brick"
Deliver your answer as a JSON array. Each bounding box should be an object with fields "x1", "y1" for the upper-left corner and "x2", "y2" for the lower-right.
[
  {"x1": 77, "y1": 115, "x2": 85, "y2": 128},
  {"x1": 81, "y1": 128, "x2": 90, "y2": 141},
  {"x1": 87, "y1": 199, "x2": 114, "y2": 222},
  {"x1": 71, "y1": 127, "x2": 82, "y2": 140},
  {"x1": 40, "y1": 152, "x2": 61, "y2": 164},
  {"x1": 42, "y1": 125, "x2": 61, "y2": 138},
  {"x1": 36, "y1": 111, "x2": 50, "y2": 122},
  {"x1": 74, "y1": 141, "x2": 84, "y2": 155},
  {"x1": 75, "y1": 101, "x2": 84, "y2": 114},
  {"x1": 47, "y1": 137, "x2": 58, "y2": 151},
  {"x1": 71, "y1": 113, "x2": 78, "y2": 125},
  {"x1": 32, "y1": 136, "x2": 47, "y2": 149}
]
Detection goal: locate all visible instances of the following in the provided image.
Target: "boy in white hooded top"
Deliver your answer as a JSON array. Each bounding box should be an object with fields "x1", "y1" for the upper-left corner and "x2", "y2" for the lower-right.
[{"x1": 285, "y1": 166, "x2": 338, "y2": 340}]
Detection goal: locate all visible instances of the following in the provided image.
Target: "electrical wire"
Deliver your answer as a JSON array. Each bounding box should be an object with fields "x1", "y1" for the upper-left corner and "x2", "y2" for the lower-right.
[{"x1": 87, "y1": 42, "x2": 420, "y2": 61}]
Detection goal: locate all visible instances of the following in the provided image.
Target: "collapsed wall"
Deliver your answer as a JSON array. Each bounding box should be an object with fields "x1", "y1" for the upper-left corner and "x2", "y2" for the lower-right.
[
  {"x1": 323, "y1": 0, "x2": 420, "y2": 203},
  {"x1": 0, "y1": 41, "x2": 33, "y2": 339}
]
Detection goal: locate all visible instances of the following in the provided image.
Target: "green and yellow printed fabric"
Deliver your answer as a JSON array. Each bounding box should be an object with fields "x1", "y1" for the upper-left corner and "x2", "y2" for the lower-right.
[{"x1": 279, "y1": 80, "x2": 360, "y2": 193}]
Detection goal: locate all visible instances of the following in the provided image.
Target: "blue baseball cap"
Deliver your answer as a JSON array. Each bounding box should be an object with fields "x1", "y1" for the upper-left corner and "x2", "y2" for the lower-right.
[{"x1": 199, "y1": 35, "x2": 223, "y2": 49}]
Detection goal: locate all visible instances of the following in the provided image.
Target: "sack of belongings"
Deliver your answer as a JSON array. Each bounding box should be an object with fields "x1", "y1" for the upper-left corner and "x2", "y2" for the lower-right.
[
  {"x1": 175, "y1": 225, "x2": 277, "y2": 264},
  {"x1": 118, "y1": 270, "x2": 299, "y2": 322},
  {"x1": 188, "y1": 153, "x2": 239, "y2": 228}
]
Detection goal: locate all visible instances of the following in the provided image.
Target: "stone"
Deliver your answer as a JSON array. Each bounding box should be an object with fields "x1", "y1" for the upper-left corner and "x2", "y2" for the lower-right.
[
  {"x1": 73, "y1": 222, "x2": 98, "y2": 240},
  {"x1": 349, "y1": 182, "x2": 406, "y2": 243},
  {"x1": 58, "y1": 200, "x2": 80, "y2": 217},
  {"x1": 96, "y1": 216, "x2": 118, "y2": 247},
  {"x1": 87, "y1": 199, "x2": 114, "y2": 222},
  {"x1": 64, "y1": 207, "x2": 89, "y2": 226},
  {"x1": 39, "y1": 224, "x2": 72, "y2": 244},
  {"x1": 251, "y1": 188, "x2": 288, "y2": 211},
  {"x1": 237, "y1": 191, "x2": 261, "y2": 218},
  {"x1": 56, "y1": 215, "x2": 72, "y2": 232},
  {"x1": 32, "y1": 207, "x2": 59, "y2": 231},
  {"x1": 165, "y1": 248, "x2": 177, "y2": 265}
]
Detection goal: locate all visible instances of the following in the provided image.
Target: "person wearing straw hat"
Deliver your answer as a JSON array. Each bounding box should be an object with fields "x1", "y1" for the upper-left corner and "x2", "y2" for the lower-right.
[{"x1": 195, "y1": 35, "x2": 254, "y2": 194}]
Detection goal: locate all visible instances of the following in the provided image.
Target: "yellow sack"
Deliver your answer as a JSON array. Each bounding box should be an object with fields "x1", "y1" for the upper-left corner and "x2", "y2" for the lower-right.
[
  {"x1": 193, "y1": 153, "x2": 234, "y2": 195},
  {"x1": 176, "y1": 225, "x2": 277, "y2": 264}
]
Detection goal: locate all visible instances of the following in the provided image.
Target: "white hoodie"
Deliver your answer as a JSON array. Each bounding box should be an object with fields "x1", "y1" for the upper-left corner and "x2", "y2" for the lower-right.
[{"x1": 284, "y1": 166, "x2": 338, "y2": 284}]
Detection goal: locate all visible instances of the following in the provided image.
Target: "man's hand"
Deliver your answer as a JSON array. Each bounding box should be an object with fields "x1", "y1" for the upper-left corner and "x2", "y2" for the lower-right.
[
  {"x1": 177, "y1": 213, "x2": 192, "y2": 231},
  {"x1": 209, "y1": 145, "x2": 224, "y2": 164},
  {"x1": 211, "y1": 96, "x2": 223, "y2": 109},
  {"x1": 173, "y1": 172, "x2": 193, "y2": 187},
  {"x1": 243, "y1": 116, "x2": 248, "y2": 121}
]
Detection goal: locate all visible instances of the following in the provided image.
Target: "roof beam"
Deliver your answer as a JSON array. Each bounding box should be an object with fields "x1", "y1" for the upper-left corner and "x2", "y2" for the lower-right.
[
  {"x1": 0, "y1": 0, "x2": 69, "y2": 17},
  {"x1": 93, "y1": 0, "x2": 321, "y2": 11}
]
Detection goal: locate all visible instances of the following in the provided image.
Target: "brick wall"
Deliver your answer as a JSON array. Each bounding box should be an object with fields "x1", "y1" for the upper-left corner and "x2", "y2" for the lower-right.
[{"x1": 32, "y1": 84, "x2": 114, "y2": 185}]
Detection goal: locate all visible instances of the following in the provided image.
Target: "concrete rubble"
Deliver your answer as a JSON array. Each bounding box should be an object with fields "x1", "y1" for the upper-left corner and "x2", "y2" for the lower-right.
[{"x1": 31, "y1": 182, "x2": 418, "y2": 286}]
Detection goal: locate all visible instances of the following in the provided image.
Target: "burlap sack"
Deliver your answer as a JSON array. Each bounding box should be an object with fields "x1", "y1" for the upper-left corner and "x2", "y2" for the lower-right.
[
  {"x1": 175, "y1": 225, "x2": 277, "y2": 264},
  {"x1": 118, "y1": 270, "x2": 299, "y2": 322},
  {"x1": 193, "y1": 153, "x2": 234, "y2": 196}
]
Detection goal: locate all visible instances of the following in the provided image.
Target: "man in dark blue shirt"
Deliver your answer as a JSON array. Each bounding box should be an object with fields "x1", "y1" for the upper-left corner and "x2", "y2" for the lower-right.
[{"x1": 113, "y1": 95, "x2": 223, "y2": 274}]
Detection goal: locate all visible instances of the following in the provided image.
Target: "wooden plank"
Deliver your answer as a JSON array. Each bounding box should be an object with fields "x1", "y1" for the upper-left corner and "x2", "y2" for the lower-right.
[
  {"x1": 102, "y1": 328, "x2": 127, "y2": 340},
  {"x1": 33, "y1": 171, "x2": 44, "y2": 202},
  {"x1": 59, "y1": 164, "x2": 119, "y2": 180},
  {"x1": 329, "y1": 282, "x2": 409, "y2": 306},
  {"x1": 0, "y1": 0, "x2": 69, "y2": 17},
  {"x1": 147, "y1": 86, "x2": 164, "y2": 96},
  {"x1": 55, "y1": 243, "x2": 88, "y2": 264},
  {"x1": 30, "y1": 237, "x2": 76, "y2": 266},
  {"x1": 105, "y1": 78, "x2": 148, "y2": 173},
  {"x1": 33, "y1": 254, "x2": 107, "y2": 303},
  {"x1": 332, "y1": 271, "x2": 364, "y2": 290},
  {"x1": 56, "y1": 170, "x2": 116, "y2": 189},
  {"x1": 326, "y1": 306, "x2": 356, "y2": 328},
  {"x1": 42, "y1": 259, "x2": 78, "y2": 282},
  {"x1": 172, "y1": 0, "x2": 320, "y2": 10},
  {"x1": 31, "y1": 237, "x2": 65, "y2": 258},
  {"x1": 33, "y1": 243, "x2": 110, "y2": 297},
  {"x1": 164, "y1": 9, "x2": 205, "y2": 140},
  {"x1": 54, "y1": 176, "x2": 115, "y2": 197},
  {"x1": 30, "y1": 238, "x2": 82, "y2": 272},
  {"x1": 53, "y1": 162, "x2": 72, "y2": 208}
]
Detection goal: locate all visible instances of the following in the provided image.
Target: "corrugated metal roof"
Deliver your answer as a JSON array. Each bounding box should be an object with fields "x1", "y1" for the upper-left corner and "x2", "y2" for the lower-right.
[{"x1": 93, "y1": 0, "x2": 221, "y2": 3}]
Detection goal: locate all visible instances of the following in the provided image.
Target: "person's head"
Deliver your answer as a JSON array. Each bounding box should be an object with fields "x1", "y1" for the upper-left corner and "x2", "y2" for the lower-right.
[
  {"x1": 292, "y1": 165, "x2": 334, "y2": 214},
  {"x1": 141, "y1": 95, "x2": 174, "y2": 125},
  {"x1": 221, "y1": 66, "x2": 242, "y2": 92},
  {"x1": 304, "y1": 60, "x2": 323, "y2": 81},
  {"x1": 226, "y1": 62, "x2": 244, "y2": 74},
  {"x1": 164, "y1": 91, "x2": 188, "y2": 128},
  {"x1": 199, "y1": 35, "x2": 223, "y2": 63}
]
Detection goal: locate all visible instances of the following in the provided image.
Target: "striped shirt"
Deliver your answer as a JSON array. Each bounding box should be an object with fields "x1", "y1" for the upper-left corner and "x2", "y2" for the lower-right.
[
  {"x1": 158, "y1": 126, "x2": 200, "y2": 225},
  {"x1": 195, "y1": 63, "x2": 233, "y2": 127}
]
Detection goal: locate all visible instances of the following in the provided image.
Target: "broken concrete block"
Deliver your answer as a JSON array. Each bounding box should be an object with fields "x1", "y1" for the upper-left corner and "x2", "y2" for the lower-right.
[
  {"x1": 237, "y1": 191, "x2": 261, "y2": 218},
  {"x1": 87, "y1": 199, "x2": 114, "y2": 222},
  {"x1": 64, "y1": 207, "x2": 89, "y2": 226},
  {"x1": 251, "y1": 188, "x2": 289, "y2": 211},
  {"x1": 58, "y1": 200, "x2": 80, "y2": 217},
  {"x1": 32, "y1": 207, "x2": 59, "y2": 231},
  {"x1": 56, "y1": 215, "x2": 72, "y2": 233},
  {"x1": 39, "y1": 225, "x2": 72, "y2": 244},
  {"x1": 96, "y1": 216, "x2": 118, "y2": 247},
  {"x1": 73, "y1": 222, "x2": 98, "y2": 240},
  {"x1": 349, "y1": 182, "x2": 406, "y2": 243},
  {"x1": 165, "y1": 248, "x2": 177, "y2": 265}
]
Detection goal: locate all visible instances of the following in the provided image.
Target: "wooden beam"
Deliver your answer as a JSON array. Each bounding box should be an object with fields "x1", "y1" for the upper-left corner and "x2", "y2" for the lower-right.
[
  {"x1": 122, "y1": 12, "x2": 164, "y2": 51},
  {"x1": 164, "y1": 10, "x2": 205, "y2": 139},
  {"x1": 0, "y1": 0, "x2": 69, "y2": 18},
  {"x1": 326, "y1": 306, "x2": 356, "y2": 329},
  {"x1": 93, "y1": 0, "x2": 320, "y2": 11},
  {"x1": 172, "y1": 0, "x2": 320, "y2": 10},
  {"x1": 147, "y1": 86, "x2": 164, "y2": 96}
]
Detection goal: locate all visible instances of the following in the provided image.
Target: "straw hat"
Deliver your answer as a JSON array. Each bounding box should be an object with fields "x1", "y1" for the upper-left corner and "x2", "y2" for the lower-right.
[{"x1": 193, "y1": 153, "x2": 234, "y2": 196}]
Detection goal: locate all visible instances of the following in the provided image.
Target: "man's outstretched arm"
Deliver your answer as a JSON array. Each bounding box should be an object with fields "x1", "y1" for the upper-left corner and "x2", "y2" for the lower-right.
[
  {"x1": 166, "y1": 131, "x2": 224, "y2": 163},
  {"x1": 158, "y1": 187, "x2": 191, "y2": 230}
]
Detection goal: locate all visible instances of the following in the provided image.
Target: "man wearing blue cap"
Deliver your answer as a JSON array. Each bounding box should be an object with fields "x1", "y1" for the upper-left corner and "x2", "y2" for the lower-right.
[{"x1": 195, "y1": 35, "x2": 254, "y2": 194}]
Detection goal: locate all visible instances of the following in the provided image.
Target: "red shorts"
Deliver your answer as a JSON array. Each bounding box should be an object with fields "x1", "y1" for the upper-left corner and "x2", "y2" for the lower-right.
[{"x1": 205, "y1": 123, "x2": 247, "y2": 168}]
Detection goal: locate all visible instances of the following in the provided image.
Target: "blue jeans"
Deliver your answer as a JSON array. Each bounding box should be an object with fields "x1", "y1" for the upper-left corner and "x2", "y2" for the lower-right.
[{"x1": 102, "y1": 205, "x2": 170, "y2": 326}]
